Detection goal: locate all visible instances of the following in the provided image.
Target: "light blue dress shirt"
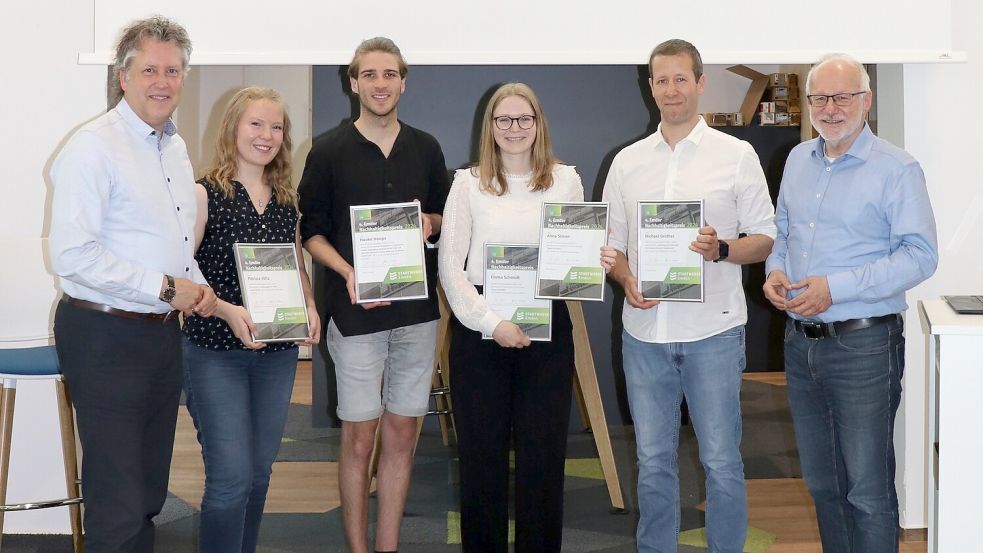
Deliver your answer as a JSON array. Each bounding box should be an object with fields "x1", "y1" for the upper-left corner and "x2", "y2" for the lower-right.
[
  {"x1": 765, "y1": 123, "x2": 938, "y2": 322},
  {"x1": 49, "y1": 99, "x2": 205, "y2": 313}
]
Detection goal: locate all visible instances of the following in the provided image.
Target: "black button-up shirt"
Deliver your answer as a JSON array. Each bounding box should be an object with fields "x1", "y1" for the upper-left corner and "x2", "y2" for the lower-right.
[{"x1": 298, "y1": 121, "x2": 450, "y2": 336}]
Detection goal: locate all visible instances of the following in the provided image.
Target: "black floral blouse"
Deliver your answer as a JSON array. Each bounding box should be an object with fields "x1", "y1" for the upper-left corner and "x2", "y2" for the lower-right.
[{"x1": 183, "y1": 178, "x2": 299, "y2": 351}]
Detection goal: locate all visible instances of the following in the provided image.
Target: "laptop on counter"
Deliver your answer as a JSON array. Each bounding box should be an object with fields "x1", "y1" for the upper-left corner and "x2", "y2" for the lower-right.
[{"x1": 943, "y1": 295, "x2": 983, "y2": 315}]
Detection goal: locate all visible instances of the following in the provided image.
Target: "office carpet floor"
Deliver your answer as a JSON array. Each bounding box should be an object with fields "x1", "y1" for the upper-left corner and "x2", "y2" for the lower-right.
[{"x1": 3, "y1": 375, "x2": 923, "y2": 552}]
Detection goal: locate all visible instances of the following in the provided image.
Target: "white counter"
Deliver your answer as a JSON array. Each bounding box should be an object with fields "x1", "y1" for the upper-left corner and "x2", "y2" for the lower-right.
[{"x1": 918, "y1": 299, "x2": 983, "y2": 553}]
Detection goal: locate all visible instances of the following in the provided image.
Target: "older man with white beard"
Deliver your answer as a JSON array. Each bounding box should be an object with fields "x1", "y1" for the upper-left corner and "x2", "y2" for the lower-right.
[{"x1": 764, "y1": 54, "x2": 938, "y2": 553}]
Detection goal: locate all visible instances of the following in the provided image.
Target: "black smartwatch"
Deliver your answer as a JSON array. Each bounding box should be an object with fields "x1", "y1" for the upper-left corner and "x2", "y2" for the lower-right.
[
  {"x1": 159, "y1": 274, "x2": 176, "y2": 303},
  {"x1": 713, "y1": 240, "x2": 729, "y2": 263}
]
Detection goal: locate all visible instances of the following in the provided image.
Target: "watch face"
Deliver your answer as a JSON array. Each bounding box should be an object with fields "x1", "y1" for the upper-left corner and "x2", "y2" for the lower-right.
[{"x1": 714, "y1": 240, "x2": 729, "y2": 262}]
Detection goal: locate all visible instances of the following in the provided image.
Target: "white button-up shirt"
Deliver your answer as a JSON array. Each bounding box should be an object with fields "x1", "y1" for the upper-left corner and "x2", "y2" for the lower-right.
[
  {"x1": 49, "y1": 99, "x2": 205, "y2": 313},
  {"x1": 603, "y1": 118, "x2": 776, "y2": 343}
]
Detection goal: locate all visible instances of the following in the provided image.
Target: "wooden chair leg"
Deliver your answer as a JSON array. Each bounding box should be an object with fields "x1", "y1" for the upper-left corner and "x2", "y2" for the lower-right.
[
  {"x1": 567, "y1": 301, "x2": 626, "y2": 510},
  {"x1": 55, "y1": 380, "x2": 83, "y2": 553},
  {"x1": 572, "y1": 372, "x2": 591, "y2": 431},
  {"x1": 435, "y1": 285, "x2": 456, "y2": 446},
  {"x1": 0, "y1": 384, "x2": 17, "y2": 550}
]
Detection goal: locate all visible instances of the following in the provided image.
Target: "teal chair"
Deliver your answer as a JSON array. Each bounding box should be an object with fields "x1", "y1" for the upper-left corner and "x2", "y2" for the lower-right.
[{"x1": 0, "y1": 238, "x2": 82, "y2": 552}]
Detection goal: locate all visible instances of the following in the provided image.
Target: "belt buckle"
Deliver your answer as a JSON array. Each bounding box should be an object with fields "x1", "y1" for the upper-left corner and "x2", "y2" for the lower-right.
[{"x1": 800, "y1": 321, "x2": 827, "y2": 339}]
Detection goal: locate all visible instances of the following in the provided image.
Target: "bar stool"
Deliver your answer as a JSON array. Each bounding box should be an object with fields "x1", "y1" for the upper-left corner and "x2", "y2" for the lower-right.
[
  {"x1": 368, "y1": 283, "x2": 456, "y2": 479},
  {"x1": 0, "y1": 237, "x2": 83, "y2": 552},
  {"x1": 0, "y1": 349, "x2": 83, "y2": 552}
]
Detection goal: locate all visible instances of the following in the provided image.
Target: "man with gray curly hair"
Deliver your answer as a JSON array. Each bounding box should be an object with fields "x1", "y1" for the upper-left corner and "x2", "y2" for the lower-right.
[{"x1": 50, "y1": 15, "x2": 215, "y2": 553}]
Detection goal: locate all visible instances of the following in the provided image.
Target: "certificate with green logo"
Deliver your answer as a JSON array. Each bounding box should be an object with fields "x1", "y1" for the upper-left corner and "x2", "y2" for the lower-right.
[
  {"x1": 233, "y1": 243, "x2": 311, "y2": 342},
  {"x1": 636, "y1": 200, "x2": 704, "y2": 302},
  {"x1": 536, "y1": 202, "x2": 608, "y2": 302},
  {"x1": 483, "y1": 243, "x2": 552, "y2": 341},
  {"x1": 349, "y1": 202, "x2": 428, "y2": 303}
]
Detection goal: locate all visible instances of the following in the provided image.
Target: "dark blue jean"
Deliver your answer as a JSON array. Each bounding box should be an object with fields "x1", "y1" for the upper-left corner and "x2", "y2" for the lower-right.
[
  {"x1": 784, "y1": 316, "x2": 904, "y2": 553},
  {"x1": 622, "y1": 326, "x2": 748, "y2": 553},
  {"x1": 182, "y1": 338, "x2": 298, "y2": 553}
]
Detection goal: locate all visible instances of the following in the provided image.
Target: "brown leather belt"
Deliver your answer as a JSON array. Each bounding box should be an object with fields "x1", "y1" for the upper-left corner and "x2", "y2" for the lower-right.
[
  {"x1": 62, "y1": 296, "x2": 178, "y2": 322},
  {"x1": 792, "y1": 314, "x2": 899, "y2": 339}
]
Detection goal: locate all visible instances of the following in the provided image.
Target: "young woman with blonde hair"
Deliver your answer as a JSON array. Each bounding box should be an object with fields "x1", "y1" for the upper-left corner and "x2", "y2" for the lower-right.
[
  {"x1": 182, "y1": 86, "x2": 320, "y2": 552},
  {"x1": 438, "y1": 82, "x2": 584, "y2": 552}
]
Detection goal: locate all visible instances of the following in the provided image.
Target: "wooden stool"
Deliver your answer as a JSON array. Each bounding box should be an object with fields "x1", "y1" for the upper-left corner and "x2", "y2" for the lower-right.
[
  {"x1": 368, "y1": 284, "x2": 456, "y2": 479},
  {"x1": 0, "y1": 347, "x2": 83, "y2": 553},
  {"x1": 367, "y1": 293, "x2": 624, "y2": 512}
]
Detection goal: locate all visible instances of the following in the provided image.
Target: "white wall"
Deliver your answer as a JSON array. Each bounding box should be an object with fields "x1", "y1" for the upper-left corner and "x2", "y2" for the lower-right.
[
  {"x1": 85, "y1": 0, "x2": 955, "y2": 64},
  {"x1": 897, "y1": 0, "x2": 983, "y2": 529},
  {"x1": 3, "y1": 0, "x2": 970, "y2": 534},
  {"x1": 0, "y1": 2, "x2": 106, "y2": 533}
]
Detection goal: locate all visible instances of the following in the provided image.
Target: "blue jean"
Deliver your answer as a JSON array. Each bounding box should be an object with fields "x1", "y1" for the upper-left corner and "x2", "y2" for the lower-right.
[
  {"x1": 182, "y1": 338, "x2": 298, "y2": 553},
  {"x1": 784, "y1": 316, "x2": 904, "y2": 553},
  {"x1": 622, "y1": 326, "x2": 747, "y2": 553}
]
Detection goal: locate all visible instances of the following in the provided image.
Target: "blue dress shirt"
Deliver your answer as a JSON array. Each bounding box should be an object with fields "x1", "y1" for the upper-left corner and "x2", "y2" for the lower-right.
[
  {"x1": 49, "y1": 99, "x2": 205, "y2": 313},
  {"x1": 765, "y1": 123, "x2": 938, "y2": 322}
]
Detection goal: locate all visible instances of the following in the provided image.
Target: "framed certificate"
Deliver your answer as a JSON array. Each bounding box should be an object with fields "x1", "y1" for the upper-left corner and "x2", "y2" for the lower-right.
[
  {"x1": 233, "y1": 243, "x2": 311, "y2": 342},
  {"x1": 349, "y1": 202, "x2": 429, "y2": 303},
  {"x1": 536, "y1": 202, "x2": 608, "y2": 302},
  {"x1": 483, "y1": 243, "x2": 552, "y2": 342},
  {"x1": 636, "y1": 200, "x2": 704, "y2": 302}
]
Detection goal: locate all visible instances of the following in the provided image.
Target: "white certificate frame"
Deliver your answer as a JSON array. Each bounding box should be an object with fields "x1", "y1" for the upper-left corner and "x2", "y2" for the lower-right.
[
  {"x1": 233, "y1": 242, "x2": 311, "y2": 343},
  {"x1": 536, "y1": 202, "x2": 608, "y2": 302},
  {"x1": 349, "y1": 202, "x2": 429, "y2": 304},
  {"x1": 636, "y1": 200, "x2": 705, "y2": 302},
  {"x1": 483, "y1": 242, "x2": 552, "y2": 342}
]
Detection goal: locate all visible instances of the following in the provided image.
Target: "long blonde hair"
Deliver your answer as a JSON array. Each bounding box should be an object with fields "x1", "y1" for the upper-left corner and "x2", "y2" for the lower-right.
[
  {"x1": 202, "y1": 86, "x2": 295, "y2": 206},
  {"x1": 475, "y1": 83, "x2": 556, "y2": 196}
]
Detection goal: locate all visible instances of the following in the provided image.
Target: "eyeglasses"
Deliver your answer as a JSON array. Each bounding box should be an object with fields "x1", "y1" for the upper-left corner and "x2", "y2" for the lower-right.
[
  {"x1": 806, "y1": 91, "x2": 868, "y2": 108},
  {"x1": 493, "y1": 115, "x2": 536, "y2": 130}
]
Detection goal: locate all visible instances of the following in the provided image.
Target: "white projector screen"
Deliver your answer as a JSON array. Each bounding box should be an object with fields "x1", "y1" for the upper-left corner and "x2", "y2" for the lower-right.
[{"x1": 83, "y1": 0, "x2": 960, "y2": 65}]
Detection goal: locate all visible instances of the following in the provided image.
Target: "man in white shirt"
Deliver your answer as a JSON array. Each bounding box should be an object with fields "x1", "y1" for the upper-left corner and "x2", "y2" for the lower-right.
[
  {"x1": 600, "y1": 39, "x2": 776, "y2": 553},
  {"x1": 49, "y1": 16, "x2": 215, "y2": 553}
]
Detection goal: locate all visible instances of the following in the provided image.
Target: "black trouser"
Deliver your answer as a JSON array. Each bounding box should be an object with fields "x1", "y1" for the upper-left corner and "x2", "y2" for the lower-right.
[
  {"x1": 54, "y1": 300, "x2": 183, "y2": 553},
  {"x1": 450, "y1": 301, "x2": 574, "y2": 553}
]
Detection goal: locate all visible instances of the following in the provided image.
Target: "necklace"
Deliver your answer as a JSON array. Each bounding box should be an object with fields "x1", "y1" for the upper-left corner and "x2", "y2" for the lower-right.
[{"x1": 504, "y1": 170, "x2": 533, "y2": 179}]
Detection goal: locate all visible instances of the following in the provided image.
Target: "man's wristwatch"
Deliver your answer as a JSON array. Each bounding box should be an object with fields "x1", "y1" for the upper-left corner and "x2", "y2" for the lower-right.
[
  {"x1": 159, "y1": 275, "x2": 176, "y2": 303},
  {"x1": 713, "y1": 240, "x2": 729, "y2": 263}
]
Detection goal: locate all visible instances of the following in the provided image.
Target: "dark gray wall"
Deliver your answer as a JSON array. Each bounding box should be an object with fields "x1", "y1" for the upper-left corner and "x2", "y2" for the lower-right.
[{"x1": 308, "y1": 65, "x2": 797, "y2": 427}]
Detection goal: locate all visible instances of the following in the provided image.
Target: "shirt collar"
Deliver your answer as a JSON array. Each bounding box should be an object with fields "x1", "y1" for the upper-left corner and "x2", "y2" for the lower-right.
[
  {"x1": 652, "y1": 117, "x2": 708, "y2": 150},
  {"x1": 350, "y1": 119, "x2": 405, "y2": 154},
  {"x1": 813, "y1": 122, "x2": 874, "y2": 162},
  {"x1": 116, "y1": 98, "x2": 178, "y2": 140}
]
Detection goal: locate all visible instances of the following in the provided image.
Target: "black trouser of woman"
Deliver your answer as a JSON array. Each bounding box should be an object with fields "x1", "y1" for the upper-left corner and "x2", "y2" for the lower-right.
[{"x1": 450, "y1": 299, "x2": 574, "y2": 553}]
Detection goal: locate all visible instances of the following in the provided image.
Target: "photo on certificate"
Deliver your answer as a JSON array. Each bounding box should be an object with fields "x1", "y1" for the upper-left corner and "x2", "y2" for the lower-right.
[
  {"x1": 636, "y1": 200, "x2": 704, "y2": 302},
  {"x1": 483, "y1": 243, "x2": 552, "y2": 342},
  {"x1": 536, "y1": 202, "x2": 608, "y2": 301},
  {"x1": 233, "y1": 243, "x2": 311, "y2": 342},
  {"x1": 349, "y1": 202, "x2": 428, "y2": 303}
]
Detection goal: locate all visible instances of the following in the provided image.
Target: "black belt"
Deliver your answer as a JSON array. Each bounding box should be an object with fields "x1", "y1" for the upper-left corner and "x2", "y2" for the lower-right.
[
  {"x1": 792, "y1": 314, "x2": 899, "y2": 339},
  {"x1": 62, "y1": 296, "x2": 178, "y2": 322}
]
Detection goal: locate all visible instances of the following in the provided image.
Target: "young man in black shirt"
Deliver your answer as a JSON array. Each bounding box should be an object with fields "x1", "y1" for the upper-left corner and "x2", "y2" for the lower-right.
[{"x1": 298, "y1": 37, "x2": 449, "y2": 553}]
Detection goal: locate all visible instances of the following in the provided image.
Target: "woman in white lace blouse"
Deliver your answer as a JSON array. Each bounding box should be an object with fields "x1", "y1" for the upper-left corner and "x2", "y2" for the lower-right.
[{"x1": 438, "y1": 83, "x2": 584, "y2": 553}]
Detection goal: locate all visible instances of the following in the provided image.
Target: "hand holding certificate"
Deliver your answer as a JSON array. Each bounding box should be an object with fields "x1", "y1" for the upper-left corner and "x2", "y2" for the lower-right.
[
  {"x1": 349, "y1": 202, "x2": 429, "y2": 303},
  {"x1": 636, "y1": 200, "x2": 704, "y2": 302},
  {"x1": 233, "y1": 243, "x2": 311, "y2": 342},
  {"x1": 536, "y1": 202, "x2": 608, "y2": 301},
  {"x1": 483, "y1": 243, "x2": 552, "y2": 342}
]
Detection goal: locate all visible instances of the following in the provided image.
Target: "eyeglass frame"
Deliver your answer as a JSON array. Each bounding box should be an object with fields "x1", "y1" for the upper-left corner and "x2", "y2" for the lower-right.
[
  {"x1": 805, "y1": 91, "x2": 869, "y2": 108},
  {"x1": 492, "y1": 114, "x2": 536, "y2": 131}
]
